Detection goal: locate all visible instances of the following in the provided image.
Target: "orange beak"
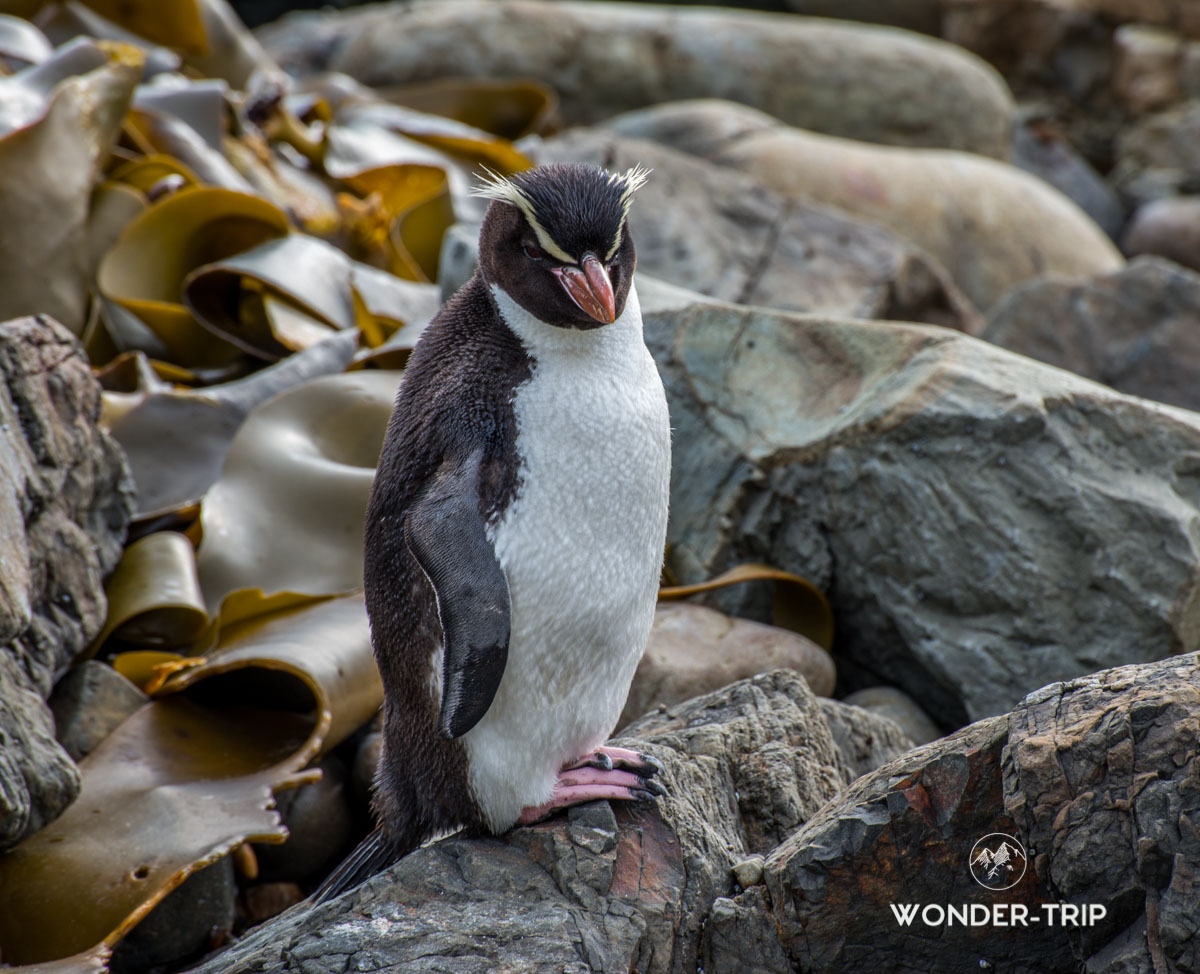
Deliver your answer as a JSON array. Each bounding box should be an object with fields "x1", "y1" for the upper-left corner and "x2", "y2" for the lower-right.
[{"x1": 552, "y1": 253, "x2": 616, "y2": 324}]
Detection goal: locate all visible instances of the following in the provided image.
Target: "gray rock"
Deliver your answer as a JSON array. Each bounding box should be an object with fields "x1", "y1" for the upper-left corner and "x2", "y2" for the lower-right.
[
  {"x1": 842, "y1": 686, "x2": 943, "y2": 745},
  {"x1": 1113, "y1": 98, "x2": 1200, "y2": 205},
  {"x1": 254, "y1": 754, "x2": 355, "y2": 884},
  {"x1": 634, "y1": 276, "x2": 1200, "y2": 727},
  {"x1": 259, "y1": 0, "x2": 1015, "y2": 157},
  {"x1": 1113, "y1": 23, "x2": 1184, "y2": 113},
  {"x1": 0, "y1": 316, "x2": 134, "y2": 849},
  {"x1": 186, "y1": 670, "x2": 911, "y2": 973},
  {"x1": 110, "y1": 856, "x2": 236, "y2": 974},
  {"x1": 1121, "y1": 194, "x2": 1200, "y2": 271},
  {"x1": 817, "y1": 697, "x2": 919, "y2": 778},
  {"x1": 984, "y1": 256, "x2": 1200, "y2": 412},
  {"x1": 755, "y1": 652, "x2": 1200, "y2": 973},
  {"x1": 1012, "y1": 113, "x2": 1127, "y2": 239},
  {"x1": 48, "y1": 660, "x2": 148, "y2": 761},
  {"x1": 533, "y1": 131, "x2": 981, "y2": 331}
]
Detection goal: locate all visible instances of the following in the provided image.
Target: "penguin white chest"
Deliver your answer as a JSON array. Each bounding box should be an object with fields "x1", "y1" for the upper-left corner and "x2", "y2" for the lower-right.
[{"x1": 463, "y1": 283, "x2": 671, "y2": 829}]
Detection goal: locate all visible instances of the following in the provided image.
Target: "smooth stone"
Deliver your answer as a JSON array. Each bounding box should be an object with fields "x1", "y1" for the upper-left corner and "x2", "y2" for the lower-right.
[
  {"x1": 253, "y1": 754, "x2": 354, "y2": 884},
  {"x1": 108, "y1": 856, "x2": 236, "y2": 974},
  {"x1": 350, "y1": 719, "x2": 381, "y2": 812},
  {"x1": 533, "y1": 130, "x2": 981, "y2": 331},
  {"x1": 842, "y1": 686, "x2": 942, "y2": 745},
  {"x1": 619, "y1": 603, "x2": 837, "y2": 730},
  {"x1": 732, "y1": 855, "x2": 766, "y2": 888},
  {"x1": 1114, "y1": 23, "x2": 1184, "y2": 113},
  {"x1": 604, "y1": 99, "x2": 1122, "y2": 312},
  {"x1": 1113, "y1": 98, "x2": 1200, "y2": 205},
  {"x1": 260, "y1": 0, "x2": 1015, "y2": 157},
  {"x1": 242, "y1": 881, "x2": 304, "y2": 926},
  {"x1": 48, "y1": 661, "x2": 148, "y2": 762},
  {"x1": 1121, "y1": 194, "x2": 1200, "y2": 271}
]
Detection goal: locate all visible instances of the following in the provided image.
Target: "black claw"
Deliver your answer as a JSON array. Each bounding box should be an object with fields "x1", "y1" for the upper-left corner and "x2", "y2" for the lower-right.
[
  {"x1": 584, "y1": 752, "x2": 614, "y2": 772},
  {"x1": 630, "y1": 788, "x2": 659, "y2": 803},
  {"x1": 615, "y1": 753, "x2": 662, "y2": 777},
  {"x1": 638, "y1": 777, "x2": 666, "y2": 797}
]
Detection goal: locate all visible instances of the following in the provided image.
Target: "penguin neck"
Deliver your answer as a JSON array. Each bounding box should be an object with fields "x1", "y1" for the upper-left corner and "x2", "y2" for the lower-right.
[{"x1": 488, "y1": 281, "x2": 644, "y2": 361}]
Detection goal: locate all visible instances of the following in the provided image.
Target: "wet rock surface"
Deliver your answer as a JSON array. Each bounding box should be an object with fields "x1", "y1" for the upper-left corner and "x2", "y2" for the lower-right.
[
  {"x1": 0, "y1": 316, "x2": 134, "y2": 850},
  {"x1": 48, "y1": 660, "x2": 148, "y2": 762},
  {"x1": 259, "y1": 0, "x2": 1015, "y2": 156},
  {"x1": 1121, "y1": 194, "x2": 1200, "y2": 270}
]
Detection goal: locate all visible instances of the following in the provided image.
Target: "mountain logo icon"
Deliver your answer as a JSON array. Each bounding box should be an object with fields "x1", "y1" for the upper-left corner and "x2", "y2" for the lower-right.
[{"x1": 969, "y1": 833, "x2": 1028, "y2": 890}]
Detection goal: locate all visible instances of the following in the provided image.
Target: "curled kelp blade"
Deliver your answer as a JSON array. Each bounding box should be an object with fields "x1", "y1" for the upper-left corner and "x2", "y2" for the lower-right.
[
  {"x1": 97, "y1": 184, "x2": 290, "y2": 367},
  {"x1": 72, "y1": 0, "x2": 209, "y2": 57},
  {"x1": 90, "y1": 531, "x2": 208, "y2": 655},
  {"x1": 196, "y1": 371, "x2": 401, "y2": 614},
  {"x1": 349, "y1": 261, "x2": 440, "y2": 368},
  {"x1": 0, "y1": 14, "x2": 53, "y2": 67},
  {"x1": 658, "y1": 563, "x2": 834, "y2": 651},
  {"x1": 0, "y1": 594, "x2": 378, "y2": 966},
  {"x1": 184, "y1": 234, "x2": 357, "y2": 358},
  {"x1": 108, "y1": 329, "x2": 360, "y2": 517},
  {"x1": 0, "y1": 37, "x2": 142, "y2": 334},
  {"x1": 380, "y1": 77, "x2": 560, "y2": 141}
]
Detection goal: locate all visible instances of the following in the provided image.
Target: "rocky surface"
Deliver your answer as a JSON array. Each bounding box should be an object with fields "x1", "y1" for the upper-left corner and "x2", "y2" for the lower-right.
[
  {"x1": 1113, "y1": 98, "x2": 1200, "y2": 204},
  {"x1": 603, "y1": 99, "x2": 1122, "y2": 311},
  {"x1": 841, "y1": 686, "x2": 943, "y2": 745},
  {"x1": 633, "y1": 275, "x2": 1200, "y2": 728},
  {"x1": 186, "y1": 669, "x2": 913, "y2": 973},
  {"x1": 184, "y1": 653, "x2": 1200, "y2": 974},
  {"x1": 0, "y1": 316, "x2": 134, "y2": 850},
  {"x1": 983, "y1": 256, "x2": 1200, "y2": 412},
  {"x1": 1121, "y1": 194, "x2": 1200, "y2": 270},
  {"x1": 620, "y1": 603, "x2": 836, "y2": 730},
  {"x1": 47, "y1": 660, "x2": 148, "y2": 762},
  {"x1": 259, "y1": 0, "x2": 1016, "y2": 156},
  {"x1": 533, "y1": 130, "x2": 981, "y2": 330}
]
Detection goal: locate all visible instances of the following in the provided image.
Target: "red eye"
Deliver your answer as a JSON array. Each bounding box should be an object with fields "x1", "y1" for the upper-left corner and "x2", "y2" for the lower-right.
[{"x1": 522, "y1": 242, "x2": 543, "y2": 260}]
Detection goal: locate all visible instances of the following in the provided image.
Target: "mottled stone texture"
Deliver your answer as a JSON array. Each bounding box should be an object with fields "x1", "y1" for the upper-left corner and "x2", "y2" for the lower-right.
[
  {"x1": 186, "y1": 670, "x2": 912, "y2": 973},
  {"x1": 0, "y1": 316, "x2": 133, "y2": 848}
]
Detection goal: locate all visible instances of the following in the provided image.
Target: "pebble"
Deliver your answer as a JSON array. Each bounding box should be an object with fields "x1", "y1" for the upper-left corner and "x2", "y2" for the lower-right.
[{"x1": 48, "y1": 660, "x2": 148, "y2": 761}]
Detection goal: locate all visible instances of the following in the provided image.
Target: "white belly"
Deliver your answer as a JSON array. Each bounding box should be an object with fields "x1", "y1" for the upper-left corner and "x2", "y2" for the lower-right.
[{"x1": 463, "y1": 283, "x2": 671, "y2": 830}]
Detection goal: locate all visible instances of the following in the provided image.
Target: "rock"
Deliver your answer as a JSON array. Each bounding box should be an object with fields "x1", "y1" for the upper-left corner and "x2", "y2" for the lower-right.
[
  {"x1": 731, "y1": 855, "x2": 765, "y2": 888},
  {"x1": 186, "y1": 670, "x2": 913, "y2": 973},
  {"x1": 241, "y1": 881, "x2": 304, "y2": 925},
  {"x1": 842, "y1": 686, "x2": 943, "y2": 745},
  {"x1": 1114, "y1": 23, "x2": 1184, "y2": 113},
  {"x1": 619, "y1": 603, "x2": 837, "y2": 731},
  {"x1": 1113, "y1": 98, "x2": 1200, "y2": 205},
  {"x1": 1121, "y1": 193, "x2": 1200, "y2": 270},
  {"x1": 743, "y1": 653, "x2": 1200, "y2": 974},
  {"x1": 533, "y1": 131, "x2": 982, "y2": 331},
  {"x1": 780, "y1": 0, "x2": 942, "y2": 34},
  {"x1": 108, "y1": 856, "x2": 236, "y2": 974},
  {"x1": 983, "y1": 256, "x2": 1200, "y2": 412},
  {"x1": 0, "y1": 316, "x2": 134, "y2": 849},
  {"x1": 633, "y1": 274, "x2": 1200, "y2": 727},
  {"x1": 253, "y1": 754, "x2": 354, "y2": 885},
  {"x1": 816, "y1": 698, "x2": 918, "y2": 779},
  {"x1": 259, "y1": 0, "x2": 1015, "y2": 157},
  {"x1": 1011, "y1": 113, "x2": 1127, "y2": 240},
  {"x1": 604, "y1": 99, "x2": 1122, "y2": 311},
  {"x1": 350, "y1": 718, "x2": 380, "y2": 811},
  {"x1": 47, "y1": 660, "x2": 148, "y2": 762}
]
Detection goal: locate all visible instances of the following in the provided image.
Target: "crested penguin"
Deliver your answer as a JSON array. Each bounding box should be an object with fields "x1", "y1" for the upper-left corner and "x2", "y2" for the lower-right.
[{"x1": 315, "y1": 162, "x2": 671, "y2": 899}]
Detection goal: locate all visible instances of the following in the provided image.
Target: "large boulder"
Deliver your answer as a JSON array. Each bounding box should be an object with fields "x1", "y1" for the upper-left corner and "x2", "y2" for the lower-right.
[
  {"x1": 0, "y1": 316, "x2": 133, "y2": 849},
  {"x1": 259, "y1": 0, "x2": 1016, "y2": 157},
  {"x1": 634, "y1": 276, "x2": 1200, "y2": 728},
  {"x1": 983, "y1": 256, "x2": 1200, "y2": 412},
  {"x1": 533, "y1": 130, "x2": 980, "y2": 331},
  {"x1": 184, "y1": 670, "x2": 913, "y2": 973},
  {"x1": 605, "y1": 99, "x2": 1123, "y2": 311}
]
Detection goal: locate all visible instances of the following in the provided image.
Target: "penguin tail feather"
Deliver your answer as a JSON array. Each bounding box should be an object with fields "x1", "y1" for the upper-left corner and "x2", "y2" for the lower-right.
[{"x1": 310, "y1": 826, "x2": 402, "y2": 904}]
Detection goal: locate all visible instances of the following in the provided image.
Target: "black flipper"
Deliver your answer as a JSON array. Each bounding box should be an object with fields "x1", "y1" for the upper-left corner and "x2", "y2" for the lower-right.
[
  {"x1": 404, "y1": 448, "x2": 511, "y2": 740},
  {"x1": 310, "y1": 827, "x2": 397, "y2": 904}
]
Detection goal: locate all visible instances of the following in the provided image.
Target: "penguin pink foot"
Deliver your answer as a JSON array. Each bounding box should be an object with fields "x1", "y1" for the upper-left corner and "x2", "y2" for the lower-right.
[{"x1": 516, "y1": 761, "x2": 665, "y2": 825}]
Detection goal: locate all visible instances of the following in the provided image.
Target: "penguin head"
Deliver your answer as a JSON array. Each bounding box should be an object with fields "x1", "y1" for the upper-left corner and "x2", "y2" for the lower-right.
[{"x1": 474, "y1": 162, "x2": 650, "y2": 330}]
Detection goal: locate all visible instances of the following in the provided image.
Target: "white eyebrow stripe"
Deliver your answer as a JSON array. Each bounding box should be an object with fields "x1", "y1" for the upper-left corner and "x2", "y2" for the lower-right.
[
  {"x1": 472, "y1": 168, "x2": 576, "y2": 263},
  {"x1": 473, "y1": 164, "x2": 651, "y2": 265}
]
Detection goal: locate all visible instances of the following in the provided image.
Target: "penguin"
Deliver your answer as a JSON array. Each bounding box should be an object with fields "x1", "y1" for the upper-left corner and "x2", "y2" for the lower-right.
[{"x1": 314, "y1": 162, "x2": 670, "y2": 900}]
